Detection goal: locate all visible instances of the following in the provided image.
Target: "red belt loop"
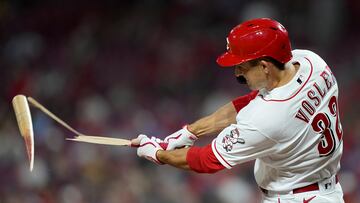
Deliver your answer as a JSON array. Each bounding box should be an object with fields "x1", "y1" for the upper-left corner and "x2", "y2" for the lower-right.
[{"x1": 335, "y1": 175, "x2": 339, "y2": 183}]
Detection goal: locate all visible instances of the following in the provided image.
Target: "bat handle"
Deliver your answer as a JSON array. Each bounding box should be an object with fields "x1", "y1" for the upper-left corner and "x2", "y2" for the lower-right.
[
  {"x1": 130, "y1": 143, "x2": 140, "y2": 148},
  {"x1": 130, "y1": 142, "x2": 168, "y2": 150}
]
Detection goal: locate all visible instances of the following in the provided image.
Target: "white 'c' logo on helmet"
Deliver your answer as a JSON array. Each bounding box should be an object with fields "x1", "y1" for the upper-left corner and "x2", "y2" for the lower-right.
[{"x1": 226, "y1": 37, "x2": 230, "y2": 51}]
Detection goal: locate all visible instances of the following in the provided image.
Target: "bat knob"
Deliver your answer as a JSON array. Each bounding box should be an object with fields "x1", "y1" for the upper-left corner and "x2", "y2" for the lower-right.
[{"x1": 130, "y1": 137, "x2": 141, "y2": 147}]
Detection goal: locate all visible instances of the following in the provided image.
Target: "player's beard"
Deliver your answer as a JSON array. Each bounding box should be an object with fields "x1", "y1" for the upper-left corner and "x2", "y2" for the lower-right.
[
  {"x1": 236, "y1": 76, "x2": 259, "y2": 91},
  {"x1": 236, "y1": 76, "x2": 247, "y2": 84}
]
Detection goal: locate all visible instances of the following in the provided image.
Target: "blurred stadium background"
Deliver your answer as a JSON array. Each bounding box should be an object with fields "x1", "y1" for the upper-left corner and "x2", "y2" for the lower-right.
[{"x1": 0, "y1": 0, "x2": 359, "y2": 202}]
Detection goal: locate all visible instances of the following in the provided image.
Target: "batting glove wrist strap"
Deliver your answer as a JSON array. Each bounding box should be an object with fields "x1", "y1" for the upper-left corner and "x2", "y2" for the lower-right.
[{"x1": 164, "y1": 125, "x2": 198, "y2": 150}]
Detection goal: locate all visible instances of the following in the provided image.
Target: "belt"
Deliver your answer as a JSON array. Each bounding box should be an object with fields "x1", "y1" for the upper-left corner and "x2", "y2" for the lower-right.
[{"x1": 260, "y1": 175, "x2": 339, "y2": 195}]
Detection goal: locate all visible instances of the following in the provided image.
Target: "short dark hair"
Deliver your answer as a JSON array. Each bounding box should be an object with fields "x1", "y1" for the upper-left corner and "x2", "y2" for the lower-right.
[{"x1": 249, "y1": 56, "x2": 285, "y2": 70}]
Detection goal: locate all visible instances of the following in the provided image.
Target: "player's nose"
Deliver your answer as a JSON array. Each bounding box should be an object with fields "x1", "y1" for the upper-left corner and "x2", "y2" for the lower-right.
[{"x1": 234, "y1": 66, "x2": 244, "y2": 77}]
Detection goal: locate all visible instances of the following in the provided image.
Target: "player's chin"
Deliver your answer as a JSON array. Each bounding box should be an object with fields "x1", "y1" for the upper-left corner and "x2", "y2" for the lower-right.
[
  {"x1": 247, "y1": 84, "x2": 261, "y2": 91},
  {"x1": 246, "y1": 83, "x2": 256, "y2": 91},
  {"x1": 247, "y1": 82, "x2": 265, "y2": 91}
]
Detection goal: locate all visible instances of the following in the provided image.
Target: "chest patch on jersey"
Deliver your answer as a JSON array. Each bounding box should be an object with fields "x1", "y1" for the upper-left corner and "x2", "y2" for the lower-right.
[{"x1": 222, "y1": 128, "x2": 245, "y2": 152}]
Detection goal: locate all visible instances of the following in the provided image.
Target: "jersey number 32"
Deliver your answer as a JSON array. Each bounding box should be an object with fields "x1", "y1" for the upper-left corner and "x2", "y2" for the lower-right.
[{"x1": 311, "y1": 96, "x2": 343, "y2": 157}]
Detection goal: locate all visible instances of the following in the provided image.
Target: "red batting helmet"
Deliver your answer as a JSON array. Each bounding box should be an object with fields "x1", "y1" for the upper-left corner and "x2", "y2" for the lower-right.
[{"x1": 216, "y1": 18, "x2": 292, "y2": 67}]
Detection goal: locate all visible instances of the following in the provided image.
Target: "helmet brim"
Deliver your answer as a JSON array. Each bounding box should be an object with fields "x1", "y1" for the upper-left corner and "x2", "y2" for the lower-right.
[{"x1": 216, "y1": 51, "x2": 248, "y2": 67}]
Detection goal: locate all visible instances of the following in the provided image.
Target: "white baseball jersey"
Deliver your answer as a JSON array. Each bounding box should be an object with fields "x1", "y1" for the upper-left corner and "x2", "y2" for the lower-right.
[{"x1": 211, "y1": 49, "x2": 343, "y2": 192}]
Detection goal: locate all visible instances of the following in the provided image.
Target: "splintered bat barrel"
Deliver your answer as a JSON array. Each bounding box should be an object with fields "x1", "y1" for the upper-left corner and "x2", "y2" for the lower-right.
[
  {"x1": 27, "y1": 97, "x2": 132, "y2": 146},
  {"x1": 12, "y1": 95, "x2": 34, "y2": 171},
  {"x1": 27, "y1": 97, "x2": 83, "y2": 137},
  {"x1": 12, "y1": 95, "x2": 135, "y2": 171}
]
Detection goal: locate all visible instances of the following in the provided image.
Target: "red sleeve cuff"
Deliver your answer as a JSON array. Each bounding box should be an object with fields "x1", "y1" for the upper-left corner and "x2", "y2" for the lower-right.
[
  {"x1": 232, "y1": 90, "x2": 258, "y2": 112},
  {"x1": 186, "y1": 144, "x2": 225, "y2": 173}
]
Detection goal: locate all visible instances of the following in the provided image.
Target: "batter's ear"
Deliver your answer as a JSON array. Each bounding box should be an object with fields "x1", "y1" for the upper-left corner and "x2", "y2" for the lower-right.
[{"x1": 260, "y1": 60, "x2": 270, "y2": 74}]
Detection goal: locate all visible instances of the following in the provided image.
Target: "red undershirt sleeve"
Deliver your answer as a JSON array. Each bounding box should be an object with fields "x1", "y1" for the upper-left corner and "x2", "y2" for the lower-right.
[
  {"x1": 232, "y1": 90, "x2": 258, "y2": 112},
  {"x1": 186, "y1": 144, "x2": 225, "y2": 173}
]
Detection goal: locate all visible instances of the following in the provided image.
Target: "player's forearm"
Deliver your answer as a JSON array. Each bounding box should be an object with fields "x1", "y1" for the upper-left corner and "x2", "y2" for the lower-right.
[
  {"x1": 156, "y1": 148, "x2": 190, "y2": 170},
  {"x1": 188, "y1": 102, "x2": 237, "y2": 138}
]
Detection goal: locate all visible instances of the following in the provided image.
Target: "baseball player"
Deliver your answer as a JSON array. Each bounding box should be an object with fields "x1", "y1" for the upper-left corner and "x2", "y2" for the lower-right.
[{"x1": 132, "y1": 18, "x2": 344, "y2": 203}]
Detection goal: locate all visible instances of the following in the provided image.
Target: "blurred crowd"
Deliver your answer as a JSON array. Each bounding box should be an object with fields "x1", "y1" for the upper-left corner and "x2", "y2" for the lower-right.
[{"x1": 0, "y1": 0, "x2": 360, "y2": 202}]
